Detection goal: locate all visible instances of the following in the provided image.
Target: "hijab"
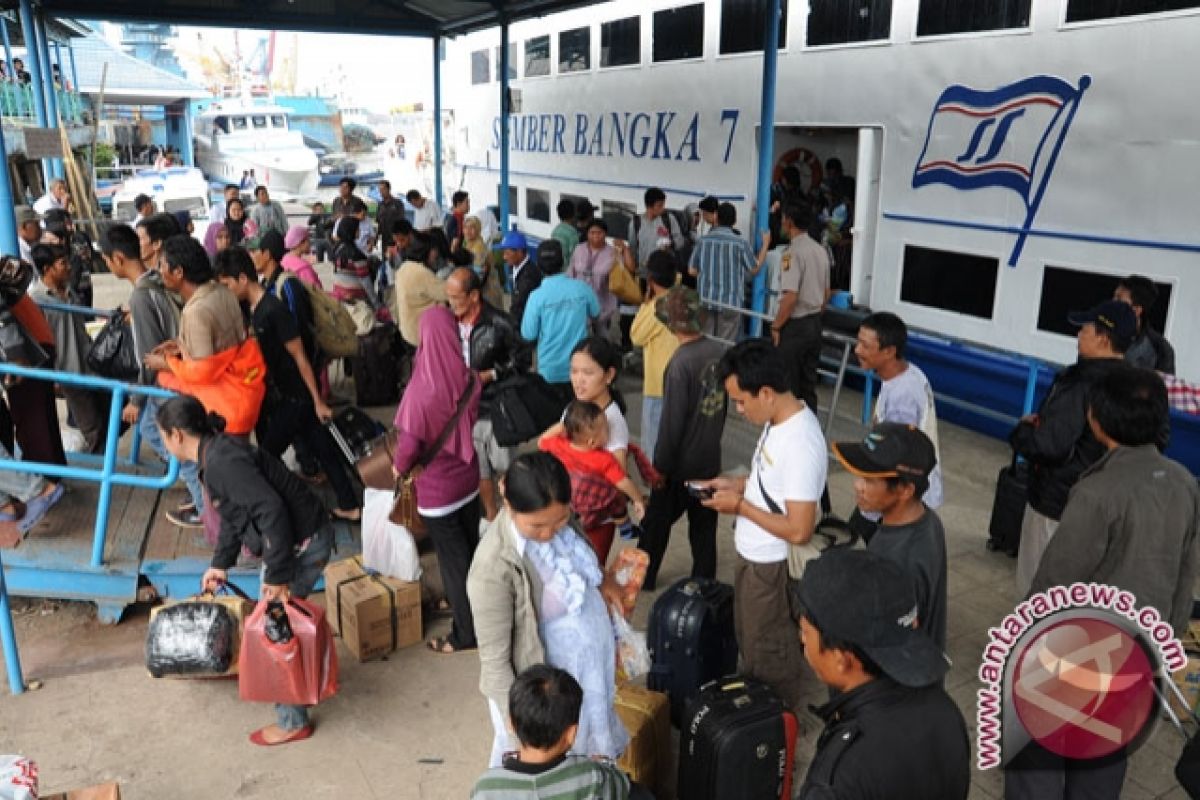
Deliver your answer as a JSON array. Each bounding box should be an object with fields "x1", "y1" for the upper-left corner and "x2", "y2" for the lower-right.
[
  {"x1": 224, "y1": 202, "x2": 248, "y2": 244},
  {"x1": 203, "y1": 223, "x2": 226, "y2": 257},
  {"x1": 393, "y1": 306, "x2": 480, "y2": 464}
]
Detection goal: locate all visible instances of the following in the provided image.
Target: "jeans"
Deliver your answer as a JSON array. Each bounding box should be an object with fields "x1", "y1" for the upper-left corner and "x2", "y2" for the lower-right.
[
  {"x1": 141, "y1": 396, "x2": 204, "y2": 512},
  {"x1": 273, "y1": 522, "x2": 335, "y2": 731},
  {"x1": 640, "y1": 396, "x2": 664, "y2": 465},
  {"x1": 0, "y1": 441, "x2": 46, "y2": 506}
]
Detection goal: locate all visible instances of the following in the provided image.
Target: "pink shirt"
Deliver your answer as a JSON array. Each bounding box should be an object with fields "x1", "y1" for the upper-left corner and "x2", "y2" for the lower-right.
[{"x1": 281, "y1": 253, "x2": 322, "y2": 289}]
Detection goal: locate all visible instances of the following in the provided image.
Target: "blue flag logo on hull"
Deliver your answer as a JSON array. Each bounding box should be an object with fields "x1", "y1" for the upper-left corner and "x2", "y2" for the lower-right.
[{"x1": 912, "y1": 74, "x2": 1092, "y2": 266}]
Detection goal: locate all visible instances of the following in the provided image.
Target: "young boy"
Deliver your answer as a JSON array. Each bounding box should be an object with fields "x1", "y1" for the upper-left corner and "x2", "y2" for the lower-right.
[
  {"x1": 471, "y1": 665, "x2": 636, "y2": 800},
  {"x1": 831, "y1": 422, "x2": 948, "y2": 650},
  {"x1": 540, "y1": 400, "x2": 647, "y2": 560},
  {"x1": 29, "y1": 243, "x2": 110, "y2": 454}
]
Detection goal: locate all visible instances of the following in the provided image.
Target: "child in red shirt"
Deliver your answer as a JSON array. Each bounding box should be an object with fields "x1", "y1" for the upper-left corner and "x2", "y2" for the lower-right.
[{"x1": 540, "y1": 401, "x2": 646, "y2": 561}]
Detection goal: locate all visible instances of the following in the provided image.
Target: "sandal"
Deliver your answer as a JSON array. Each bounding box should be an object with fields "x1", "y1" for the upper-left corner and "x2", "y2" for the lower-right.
[
  {"x1": 249, "y1": 724, "x2": 314, "y2": 747},
  {"x1": 433, "y1": 599, "x2": 452, "y2": 615},
  {"x1": 427, "y1": 636, "x2": 473, "y2": 654}
]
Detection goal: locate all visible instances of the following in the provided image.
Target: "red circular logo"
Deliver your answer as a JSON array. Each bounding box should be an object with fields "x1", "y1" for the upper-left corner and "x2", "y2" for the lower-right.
[{"x1": 1012, "y1": 617, "x2": 1156, "y2": 760}]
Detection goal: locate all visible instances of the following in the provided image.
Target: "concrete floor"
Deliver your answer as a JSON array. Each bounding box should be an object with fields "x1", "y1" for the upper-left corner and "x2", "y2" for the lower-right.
[{"x1": 1, "y1": 271, "x2": 1191, "y2": 797}]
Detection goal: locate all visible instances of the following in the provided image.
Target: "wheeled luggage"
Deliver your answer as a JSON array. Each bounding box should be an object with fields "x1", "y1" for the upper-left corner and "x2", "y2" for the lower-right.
[
  {"x1": 647, "y1": 577, "x2": 738, "y2": 726},
  {"x1": 987, "y1": 455, "x2": 1027, "y2": 556},
  {"x1": 353, "y1": 324, "x2": 404, "y2": 407},
  {"x1": 614, "y1": 684, "x2": 671, "y2": 799},
  {"x1": 677, "y1": 676, "x2": 798, "y2": 800}
]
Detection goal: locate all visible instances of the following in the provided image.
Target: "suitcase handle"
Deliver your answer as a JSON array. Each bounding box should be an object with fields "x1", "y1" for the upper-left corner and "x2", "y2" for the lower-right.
[{"x1": 214, "y1": 580, "x2": 254, "y2": 602}]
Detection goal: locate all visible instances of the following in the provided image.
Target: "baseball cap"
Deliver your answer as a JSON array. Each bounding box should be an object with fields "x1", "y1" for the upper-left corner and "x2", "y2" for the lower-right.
[
  {"x1": 1067, "y1": 300, "x2": 1136, "y2": 347},
  {"x1": 14, "y1": 206, "x2": 38, "y2": 226},
  {"x1": 284, "y1": 224, "x2": 310, "y2": 250},
  {"x1": 795, "y1": 548, "x2": 950, "y2": 688},
  {"x1": 244, "y1": 230, "x2": 286, "y2": 262},
  {"x1": 698, "y1": 196, "x2": 719, "y2": 213},
  {"x1": 832, "y1": 422, "x2": 937, "y2": 488},
  {"x1": 500, "y1": 230, "x2": 527, "y2": 250},
  {"x1": 536, "y1": 238, "x2": 564, "y2": 274},
  {"x1": 656, "y1": 285, "x2": 702, "y2": 334}
]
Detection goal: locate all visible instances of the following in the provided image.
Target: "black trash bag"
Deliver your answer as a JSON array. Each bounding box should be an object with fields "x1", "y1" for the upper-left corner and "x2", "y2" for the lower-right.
[
  {"x1": 145, "y1": 601, "x2": 238, "y2": 678},
  {"x1": 264, "y1": 601, "x2": 293, "y2": 644},
  {"x1": 86, "y1": 313, "x2": 140, "y2": 380}
]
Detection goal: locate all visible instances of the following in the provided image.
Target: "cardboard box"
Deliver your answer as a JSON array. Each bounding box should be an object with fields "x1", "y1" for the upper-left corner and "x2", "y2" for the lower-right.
[
  {"x1": 42, "y1": 782, "x2": 121, "y2": 800},
  {"x1": 324, "y1": 555, "x2": 421, "y2": 661},
  {"x1": 1171, "y1": 654, "x2": 1200, "y2": 718}
]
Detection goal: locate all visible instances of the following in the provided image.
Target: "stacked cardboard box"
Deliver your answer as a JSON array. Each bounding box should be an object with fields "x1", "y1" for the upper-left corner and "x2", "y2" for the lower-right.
[{"x1": 324, "y1": 556, "x2": 421, "y2": 662}]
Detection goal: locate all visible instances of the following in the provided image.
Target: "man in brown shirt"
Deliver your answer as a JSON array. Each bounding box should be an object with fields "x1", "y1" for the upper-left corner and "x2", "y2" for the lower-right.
[
  {"x1": 770, "y1": 204, "x2": 830, "y2": 414},
  {"x1": 393, "y1": 230, "x2": 447, "y2": 347}
]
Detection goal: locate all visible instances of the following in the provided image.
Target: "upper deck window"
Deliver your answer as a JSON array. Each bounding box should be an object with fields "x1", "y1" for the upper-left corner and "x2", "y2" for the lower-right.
[
  {"x1": 251, "y1": 115, "x2": 267, "y2": 129},
  {"x1": 601, "y1": 16, "x2": 641, "y2": 67},
  {"x1": 916, "y1": 0, "x2": 1030, "y2": 36},
  {"x1": 653, "y1": 4, "x2": 705, "y2": 62},
  {"x1": 807, "y1": 0, "x2": 892, "y2": 45},
  {"x1": 495, "y1": 44, "x2": 517, "y2": 81},
  {"x1": 525, "y1": 36, "x2": 550, "y2": 77},
  {"x1": 1037, "y1": 266, "x2": 1171, "y2": 337},
  {"x1": 559, "y1": 27, "x2": 591, "y2": 73},
  {"x1": 270, "y1": 114, "x2": 286, "y2": 128},
  {"x1": 900, "y1": 245, "x2": 998, "y2": 319},
  {"x1": 471, "y1": 49, "x2": 490, "y2": 85},
  {"x1": 231, "y1": 117, "x2": 248, "y2": 131},
  {"x1": 1066, "y1": 0, "x2": 1200, "y2": 21},
  {"x1": 720, "y1": 0, "x2": 788, "y2": 54}
]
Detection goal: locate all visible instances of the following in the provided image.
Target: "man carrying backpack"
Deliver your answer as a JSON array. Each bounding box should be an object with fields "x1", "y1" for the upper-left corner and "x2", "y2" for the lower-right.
[{"x1": 623, "y1": 187, "x2": 686, "y2": 280}]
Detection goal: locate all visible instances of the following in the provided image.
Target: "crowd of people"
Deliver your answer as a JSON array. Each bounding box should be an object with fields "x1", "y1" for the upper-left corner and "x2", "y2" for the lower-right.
[{"x1": 0, "y1": 174, "x2": 1193, "y2": 799}]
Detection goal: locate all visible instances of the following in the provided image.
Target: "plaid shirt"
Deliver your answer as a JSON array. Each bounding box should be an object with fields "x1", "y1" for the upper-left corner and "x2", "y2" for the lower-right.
[
  {"x1": 1164, "y1": 373, "x2": 1200, "y2": 416},
  {"x1": 567, "y1": 444, "x2": 662, "y2": 530}
]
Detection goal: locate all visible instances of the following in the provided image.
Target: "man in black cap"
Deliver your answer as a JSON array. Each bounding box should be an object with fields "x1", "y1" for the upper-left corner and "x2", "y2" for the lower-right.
[
  {"x1": 832, "y1": 422, "x2": 947, "y2": 649},
  {"x1": 794, "y1": 548, "x2": 970, "y2": 800},
  {"x1": 519, "y1": 239, "x2": 598, "y2": 402},
  {"x1": 1011, "y1": 299, "x2": 1138, "y2": 596},
  {"x1": 1113, "y1": 275, "x2": 1175, "y2": 374}
]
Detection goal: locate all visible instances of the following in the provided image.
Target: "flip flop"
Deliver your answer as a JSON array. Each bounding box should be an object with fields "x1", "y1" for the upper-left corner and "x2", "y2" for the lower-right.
[
  {"x1": 249, "y1": 725, "x2": 314, "y2": 747},
  {"x1": 427, "y1": 636, "x2": 472, "y2": 654},
  {"x1": 18, "y1": 484, "x2": 64, "y2": 534}
]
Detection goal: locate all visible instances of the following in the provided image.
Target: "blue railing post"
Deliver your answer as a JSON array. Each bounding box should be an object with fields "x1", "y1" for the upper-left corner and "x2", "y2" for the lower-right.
[
  {"x1": 1022, "y1": 362, "x2": 1039, "y2": 417},
  {"x1": 433, "y1": 35, "x2": 443, "y2": 210},
  {"x1": 499, "y1": 19, "x2": 511, "y2": 233},
  {"x1": 128, "y1": 403, "x2": 145, "y2": 466},
  {"x1": 862, "y1": 370, "x2": 875, "y2": 425},
  {"x1": 90, "y1": 383, "x2": 125, "y2": 568},
  {"x1": 0, "y1": 109, "x2": 18, "y2": 254},
  {"x1": 0, "y1": 549, "x2": 25, "y2": 695},
  {"x1": 749, "y1": 0, "x2": 782, "y2": 339}
]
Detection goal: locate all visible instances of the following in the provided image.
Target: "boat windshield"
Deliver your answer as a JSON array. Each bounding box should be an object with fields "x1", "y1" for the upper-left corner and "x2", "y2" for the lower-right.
[
  {"x1": 252, "y1": 115, "x2": 268, "y2": 129},
  {"x1": 231, "y1": 117, "x2": 248, "y2": 131},
  {"x1": 271, "y1": 114, "x2": 287, "y2": 129}
]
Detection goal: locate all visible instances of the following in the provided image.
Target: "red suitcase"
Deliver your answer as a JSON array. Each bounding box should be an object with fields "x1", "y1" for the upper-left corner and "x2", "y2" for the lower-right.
[{"x1": 239, "y1": 597, "x2": 338, "y2": 706}]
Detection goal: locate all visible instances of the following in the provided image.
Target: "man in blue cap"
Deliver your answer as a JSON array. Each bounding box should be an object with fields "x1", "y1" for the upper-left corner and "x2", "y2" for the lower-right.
[{"x1": 502, "y1": 230, "x2": 541, "y2": 327}]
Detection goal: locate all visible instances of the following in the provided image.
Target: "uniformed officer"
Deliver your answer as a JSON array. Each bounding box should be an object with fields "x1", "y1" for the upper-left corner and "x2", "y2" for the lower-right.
[{"x1": 794, "y1": 548, "x2": 971, "y2": 800}]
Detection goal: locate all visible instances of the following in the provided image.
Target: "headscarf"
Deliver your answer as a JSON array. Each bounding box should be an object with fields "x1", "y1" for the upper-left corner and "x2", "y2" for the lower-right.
[
  {"x1": 203, "y1": 223, "x2": 227, "y2": 257},
  {"x1": 393, "y1": 305, "x2": 480, "y2": 464},
  {"x1": 224, "y1": 202, "x2": 249, "y2": 244},
  {"x1": 172, "y1": 210, "x2": 192, "y2": 234}
]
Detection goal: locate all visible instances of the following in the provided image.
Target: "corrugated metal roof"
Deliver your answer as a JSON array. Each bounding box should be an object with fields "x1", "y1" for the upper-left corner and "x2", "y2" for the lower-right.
[
  {"x1": 71, "y1": 33, "x2": 209, "y2": 104},
  {"x1": 32, "y1": 0, "x2": 603, "y2": 37}
]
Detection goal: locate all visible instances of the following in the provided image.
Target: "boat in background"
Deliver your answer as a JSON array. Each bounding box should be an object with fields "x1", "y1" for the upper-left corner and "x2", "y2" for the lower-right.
[
  {"x1": 110, "y1": 166, "x2": 211, "y2": 222},
  {"x1": 193, "y1": 100, "x2": 319, "y2": 197}
]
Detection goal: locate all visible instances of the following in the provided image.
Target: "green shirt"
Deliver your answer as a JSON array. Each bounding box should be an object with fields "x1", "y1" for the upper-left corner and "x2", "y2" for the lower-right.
[
  {"x1": 471, "y1": 755, "x2": 630, "y2": 800},
  {"x1": 552, "y1": 222, "x2": 581, "y2": 261}
]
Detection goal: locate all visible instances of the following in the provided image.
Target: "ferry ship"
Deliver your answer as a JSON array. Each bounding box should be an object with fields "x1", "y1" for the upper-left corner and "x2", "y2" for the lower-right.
[{"x1": 193, "y1": 99, "x2": 320, "y2": 196}]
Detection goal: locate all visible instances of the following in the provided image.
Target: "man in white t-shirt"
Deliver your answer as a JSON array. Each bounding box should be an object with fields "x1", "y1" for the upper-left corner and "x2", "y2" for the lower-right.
[
  {"x1": 407, "y1": 189, "x2": 444, "y2": 232},
  {"x1": 697, "y1": 339, "x2": 826, "y2": 713},
  {"x1": 853, "y1": 312, "x2": 943, "y2": 538}
]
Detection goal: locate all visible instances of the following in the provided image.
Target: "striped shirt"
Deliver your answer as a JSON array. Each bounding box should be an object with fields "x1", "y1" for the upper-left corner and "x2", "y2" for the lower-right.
[
  {"x1": 471, "y1": 755, "x2": 630, "y2": 799},
  {"x1": 689, "y1": 226, "x2": 757, "y2": 309}
]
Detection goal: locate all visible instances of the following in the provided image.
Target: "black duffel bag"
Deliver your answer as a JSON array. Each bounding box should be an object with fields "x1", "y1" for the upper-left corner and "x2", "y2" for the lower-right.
[
  {"x1": 87, "y1": 312, "x2": 140, "y2": 380},
  {"x1": 490, "y1": 372, "x2": 568, "y2": 447}
]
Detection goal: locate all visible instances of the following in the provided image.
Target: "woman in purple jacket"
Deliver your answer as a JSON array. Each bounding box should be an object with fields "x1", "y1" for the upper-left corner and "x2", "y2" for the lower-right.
[{"x1": 393, "y1": 305, "x2": 482, "y2": 654}]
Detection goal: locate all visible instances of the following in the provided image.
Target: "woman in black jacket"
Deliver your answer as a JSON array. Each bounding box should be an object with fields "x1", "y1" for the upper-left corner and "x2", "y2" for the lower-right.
[{"x1": 156, "y1": 395, "x2": 333, "y2": 747}]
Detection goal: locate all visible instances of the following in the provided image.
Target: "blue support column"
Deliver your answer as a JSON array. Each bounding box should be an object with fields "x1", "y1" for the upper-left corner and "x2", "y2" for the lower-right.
[
  {"x1": 499, "y1": 18, "x2": 511, "y2": 234},
  {"x1": 749, "y1": 0, "x2": 781, "y2": 338},
  {"x1": 0, "y1": 116, "x2": 19, "y2": 255},
  {"x1": 35, "y1": 13, "x2": 61, "y2": 180},
  {"x1": 0, "y1": 549, "x2": 26, "y2": 695},
  {"x1": 67, "y1": 39, "x2": 78, "y2": 92},
  {"x1": 432, "y1": 35, "x2": 443, "y2": 210},
  {"x1": 16, "y1": 0, "x2": 49, "y2": 180},
  {"x1": 0, "y1": 18, "x2": 13, "y2": 84}
]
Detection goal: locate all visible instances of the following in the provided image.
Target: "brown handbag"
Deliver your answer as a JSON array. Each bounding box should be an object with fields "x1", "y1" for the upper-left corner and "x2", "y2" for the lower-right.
[
  {"x1": 386, "y1": 374, "x2": 477, "y2": 537},
  {"x1": 356, "y1": 431, "x2": 399, "y2": 491}
]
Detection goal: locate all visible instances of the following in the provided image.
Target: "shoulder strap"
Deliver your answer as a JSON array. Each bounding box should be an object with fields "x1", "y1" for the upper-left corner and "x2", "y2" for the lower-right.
[
  {"x1": 754, "y1": 424, "x2": 783, "y2": 514},
  {"x1": 416, "y1": 373, "x2": 476, "y2": 468}
]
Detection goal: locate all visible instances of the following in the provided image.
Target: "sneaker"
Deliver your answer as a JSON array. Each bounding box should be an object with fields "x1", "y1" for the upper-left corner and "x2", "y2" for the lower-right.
[
  {"x1": 165, "y1": 508, "x2": 204, "y2": 529},
  {"x1": 176, "y1": 500, "x2": 196, "y2": 516}
]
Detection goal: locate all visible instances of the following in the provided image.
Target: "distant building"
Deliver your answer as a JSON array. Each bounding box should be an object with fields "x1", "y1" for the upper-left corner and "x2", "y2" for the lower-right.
[{"x1": 119, "y1": 24, "x2": 185, "y2": 78}]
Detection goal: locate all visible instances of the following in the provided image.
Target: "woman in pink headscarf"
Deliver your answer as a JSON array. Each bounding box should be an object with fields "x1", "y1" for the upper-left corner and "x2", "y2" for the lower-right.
[{"x1": 393, "y1": 305, "x2": 482, "y2": 654}]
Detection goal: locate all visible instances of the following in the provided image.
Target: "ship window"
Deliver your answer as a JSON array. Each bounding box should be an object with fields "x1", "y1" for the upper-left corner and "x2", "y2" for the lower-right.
[
  {"x1": 600, "y1": 200, "x2": 638, "y2": 238},
  {"x1": 807, "y1": 0, "x2": 892, "y2": 45},
  {"x1": 471, "y1": 49, "x2": 490, "y2": 85},
  {"x1": 526, "y1": 188, "x2": 551, "y2": 222},
  {"x1": 231, "y1": 117, "x2": 248, "y2": 130},
  {"x1": 525, "y1": 36, "x2": 551, "y2": 77},
  {"x1": 494, "y1": 44, "x2": 517, "y2": 81},
  {"x1": 558, "y1": 27, "x2": 591, "y2": 73},
  {"x1": 900, "y1": 245, "x2": 997, "y2": 319},
  {"x1": 916, "y1": 0, "x2": 1030, "y2": 35},
  {"x1": 251, "y1": 115, "x2": 267, "y2": 129},
  {"x1": 498, "y1": 183, "x2": 519, "y2": 217},
  {"x1": 271, "y1": 114, "x2": 286, "y2": 128},
  {"x1": 1066, "y1": 0, "x2": 1200, "y2": 21},
  {"x1": 1037, "y1": 266, "x2": 1171, "y2": 337},
  {"x1": 653, "y1": 4, "x2": 705, "y2": 61},
  {"x1": 720, "y1": 0, "x2": 788, "y2": 53},
  {"x1": 601, "y1": 16, "x2": 641, "y2": 67},
  {"x1": 560, "y1": 193, "x2": 592, "y2": 221}
]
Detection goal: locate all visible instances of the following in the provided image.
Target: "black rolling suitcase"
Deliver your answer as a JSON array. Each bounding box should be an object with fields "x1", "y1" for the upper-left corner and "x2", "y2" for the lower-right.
[
  {"x1": 327, "y1": 406, "x2": 385, "y2": 468},
  {"x1": 678, "y1": 676, "x2": 798, "y2": 800},
  {"x1": 354, "y1": 324, "x2": 404, "y2": 407},
  {"x1": 987, "y1": 455, "x2": 1027, "y2": 556},
  {"x1": 647, "y1": 577, "x2": 738, "y2": 726}
]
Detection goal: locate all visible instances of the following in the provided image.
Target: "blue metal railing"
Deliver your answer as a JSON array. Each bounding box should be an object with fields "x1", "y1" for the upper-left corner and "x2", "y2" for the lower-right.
[
  {"x1": 0, "y1": 83, "x2": 84, "y2": 123},
  {"x1": 0, "y1": 360, "x2": 180, "y2": 695}
]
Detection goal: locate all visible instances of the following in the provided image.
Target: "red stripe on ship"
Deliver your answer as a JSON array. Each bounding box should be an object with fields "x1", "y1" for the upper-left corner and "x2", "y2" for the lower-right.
[
  {"x1": 916, "y1": 160, "x2": 1032, "y2": 179},
  {"x1": 935, "y1": 96, "x2": 1064, "y2": 118}
]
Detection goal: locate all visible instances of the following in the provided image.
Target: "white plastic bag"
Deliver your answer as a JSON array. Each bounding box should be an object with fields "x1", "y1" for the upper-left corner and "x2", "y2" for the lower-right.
[
  {"x1": 361, "y1": 488, "x2": 422, "y2": 582},
  {"x1": 611, "y1": 604, "x2": 651, "y2": 682},
  {"x1": 59, "y1": 427, "x2": 85, "y2": 454},
  {"x1": 0, "y1": 755, "x2": 38, "y2": 800}
]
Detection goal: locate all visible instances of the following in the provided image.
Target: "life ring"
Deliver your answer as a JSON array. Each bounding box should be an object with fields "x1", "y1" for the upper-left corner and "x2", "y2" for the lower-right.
[{"x1": 773, "y1": 147, "x2": 823, "y2": 194}]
